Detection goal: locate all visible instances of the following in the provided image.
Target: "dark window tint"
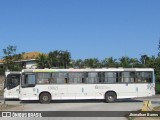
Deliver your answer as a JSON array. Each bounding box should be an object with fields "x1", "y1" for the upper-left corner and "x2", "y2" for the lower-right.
[
  {"x1": 136, "y1": 72, "x2": 152, "y2": 83},
  {"x1": 51, "y1": 73, "x2": 68, "y2": 84},
  {"x1": 68, "y1": 73, "x2": 85, "y2": 84},
  {"x1": 120, "y1": 72, "x2": 135, "y2": 83},
  {"x1": 37, "y1": 73, "x2": 51, "y2": 84},
  {"x1": 85, "y1": 72, "x2": 99, "y2": 84},
  {"x1": 22, "y1": 74, "x2": 36, "y2": 87},
  {"x1": 6, "y1": 74, "x2": 20, "y2": 90},
  {"x1": 104, "y1": 72, "x2": 118, "y2": 83}
]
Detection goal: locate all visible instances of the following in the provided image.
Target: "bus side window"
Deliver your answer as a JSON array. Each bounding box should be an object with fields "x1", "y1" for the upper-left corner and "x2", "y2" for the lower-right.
[
  {"x1": 37, "y1": 73, "x2": 51, "y2": 84},
  {"x1": 104, "y1": 72, "x2": 117, "y2": 83},
  {"x1": 144, "y1": 72, "x2": 152, "y2": 83},
  {"x1": 135, "y1": 72, "x2": 152, "y2": 83}
]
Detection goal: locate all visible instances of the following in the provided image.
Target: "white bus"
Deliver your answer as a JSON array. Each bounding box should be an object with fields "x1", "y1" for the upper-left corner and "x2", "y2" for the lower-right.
[
  {"x1": 19, "y1": 68, "x2": 155, "y2": 103},
  {"x1": 4, "y1": 71, "x2": 21, "y2": 99}
]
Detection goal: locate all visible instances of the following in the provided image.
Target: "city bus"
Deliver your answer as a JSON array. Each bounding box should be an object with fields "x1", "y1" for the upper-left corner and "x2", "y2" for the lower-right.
[
  {"x1": 4, "y1": 71, "x2": 21, "y2": 99},
  {"x1": 19, "y1": 68, "x2": 155, "y2": 103}
]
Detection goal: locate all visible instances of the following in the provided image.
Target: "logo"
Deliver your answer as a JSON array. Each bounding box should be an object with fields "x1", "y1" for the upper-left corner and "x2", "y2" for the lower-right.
[{"x1": 2, "y1": 112, "x2": 11, "y2": 117}]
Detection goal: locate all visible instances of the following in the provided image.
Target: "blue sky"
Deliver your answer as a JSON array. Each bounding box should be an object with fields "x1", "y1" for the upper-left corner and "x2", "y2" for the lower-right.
[{"x1": 0, "y1": 0, "x2": 160, "y2": 60}]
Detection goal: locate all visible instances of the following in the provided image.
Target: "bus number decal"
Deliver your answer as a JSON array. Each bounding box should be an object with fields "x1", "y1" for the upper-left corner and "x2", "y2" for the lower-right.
[
  {"x1": 95, "y1": 85, "x2": 110, "y2": 89},
  {"x1": 48, "y1": 86, "x2": 58, "y2": 90}
]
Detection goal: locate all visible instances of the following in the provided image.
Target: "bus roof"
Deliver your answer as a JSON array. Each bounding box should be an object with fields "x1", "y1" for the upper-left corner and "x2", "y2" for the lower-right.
[
  {"x1": 22, "y1": 68, "x2": 154, "y2": 73},
  {"x1": 5, "y1": 71, "x2": 21, "y2": 76}
]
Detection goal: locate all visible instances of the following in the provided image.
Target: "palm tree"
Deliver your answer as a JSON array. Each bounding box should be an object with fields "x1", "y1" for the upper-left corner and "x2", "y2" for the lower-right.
[
  {"x1": 37, "y1": 53, "x2": 48, "y2": 69},
  {"x1": 129, "y1": 58, "x2": 139, "y2": 68},
  {"x1": 119, "y1": 56, "x2": 130, "y2": 68},
  {"x1": 48, "y1": 50, "x2": 60, "y2": 68},
  {"x1": 47, "y1": 50, "x2": 71, "y2": 68},
  {"x1": 102, "y1": 57, "x2": 117, "y2": 67},
  {"x1": 84, "y1": 58, "x2": 100, "y2": 68},
  {"x1": 61, "y1": 50, "x2": 71, "y2": 68},
  {"x1": 140, "y1": 54, "x2": 149, "y2": 66},
  {"x1": 73, "y1": 59, "x2": 84, "y2": 68}
]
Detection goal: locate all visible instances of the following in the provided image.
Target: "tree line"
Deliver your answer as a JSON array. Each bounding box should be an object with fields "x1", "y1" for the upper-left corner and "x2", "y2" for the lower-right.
[{"x1": 1, "y1": 44, "x2": 160, "y2": 82}]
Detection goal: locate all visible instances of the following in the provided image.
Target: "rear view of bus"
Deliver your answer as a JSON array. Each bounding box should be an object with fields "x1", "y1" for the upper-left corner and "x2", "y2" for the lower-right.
[{"x1": 4, "y1": 71, "x2": 21, "y2": 99}]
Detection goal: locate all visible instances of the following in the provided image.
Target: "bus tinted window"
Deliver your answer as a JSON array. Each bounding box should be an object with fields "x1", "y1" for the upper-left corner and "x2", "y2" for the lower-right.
[
  {"x1": 120, "y1": 72, "x2": 135, "y2": 83},
  {"x1": 51, "y1": 73, "x2": 68, "y2": 84},
  {"x1": 37, "y1": 73, "x2": 51, "y2": 84},
  {"x1": 33, "y1": 71, "x2": 153, "y2": 84},
  {"x1": 104, "y1": 72, "x2": 117, "y2": 83},
  {"x1": 85, "y1": 72, "x2": 98, "y2": 84},
  {"x1": 68, "y1": 73, "x2": 84, "y2": 84},
  {"x1": 136, "y1": 72, "x2": 152, "y2": 83}
]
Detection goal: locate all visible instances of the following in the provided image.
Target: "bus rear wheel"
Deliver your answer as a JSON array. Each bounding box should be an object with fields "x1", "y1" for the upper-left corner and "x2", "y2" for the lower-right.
[
  {"x1": 40, "y1": 93, "x2": 51, "y2": 104},
  {"x1": 105, "y1": 92, "x2": 117, "y2": 103}
]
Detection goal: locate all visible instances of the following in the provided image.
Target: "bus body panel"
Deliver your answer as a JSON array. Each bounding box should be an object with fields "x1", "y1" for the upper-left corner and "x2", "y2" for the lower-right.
[
  {"x1": 137, "y1": 83, "x2": 155, "y2": 97},
  {"x1": 19, "y1": 68, "x2": 156, "y2": 102},
  {"x1": 19, "y1": 84, "x2": 154, "y2": 101},
  {"x1": 4, "y1": 86, "x2": 20, "y2": 99}
]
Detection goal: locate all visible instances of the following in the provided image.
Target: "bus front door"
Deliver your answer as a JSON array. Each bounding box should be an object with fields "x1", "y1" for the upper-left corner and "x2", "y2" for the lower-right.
[{"x1": 4, "y1": 74, "x2": 20, "y2": 99}]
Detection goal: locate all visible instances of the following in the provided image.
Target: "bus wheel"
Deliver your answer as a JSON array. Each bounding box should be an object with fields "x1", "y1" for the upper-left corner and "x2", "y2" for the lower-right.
[
  {"x1": 40, "y1": 93, "x2": 51, "y2": 104},
  {"x1": 105, "y1": 92, "x2": 117, "y2": 103}
]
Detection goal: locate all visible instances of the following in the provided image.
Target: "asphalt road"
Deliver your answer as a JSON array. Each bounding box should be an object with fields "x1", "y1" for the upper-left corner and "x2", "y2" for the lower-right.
[{"x1": 0, "y1": 96, "x2": 160, "y2": 120}]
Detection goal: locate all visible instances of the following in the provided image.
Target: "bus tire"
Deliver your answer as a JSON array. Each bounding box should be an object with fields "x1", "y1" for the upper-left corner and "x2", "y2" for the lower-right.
[
  {"x1": 39, "y1": 93, "x2": 51, "y2": 104},
  {"x1": 105, "y1": 92, "x2": 117, "y2": 103}
]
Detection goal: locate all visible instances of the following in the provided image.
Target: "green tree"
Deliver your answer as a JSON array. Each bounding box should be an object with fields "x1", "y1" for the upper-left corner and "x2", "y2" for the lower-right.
[
  {"x1": 43, "y1": 50, "x2": 71, "y2": 68},
  {"x1": 119, "y1": 56, "x2": 131, "y2": 67},
  {"x1": 129, "y1": 58, "x2": 140, "y2": 68},
  {"x1": 73, "y1": 59, "x2": 84, "y2": 68},
  {"x1": 158, "y1": 40, "x2": 160, "y2": 57},
  {"x1": 37, "y1": 53, "x2": 48, "y2": 69},
  {"x1": 59, "y1": 50, "x2": 71, "y2": 68},
  {"x1": 47, "y1": 51, "x2": 59, "y2": 68},
  {"x1": 139, "y1": 54, "x2": 150, "y2": 67},
  {"x1": 3, "y1": 45, "x2": 22, "y2": 71},
  {"x1": 155, "y1": 57, "x2": 160, "y2": 82},
  {"x1": 84, "y1": 58, "x2": 101, "y2": 68},
  {"x1": 102, "y1": 57, "x2": 118, "y2": 67}
]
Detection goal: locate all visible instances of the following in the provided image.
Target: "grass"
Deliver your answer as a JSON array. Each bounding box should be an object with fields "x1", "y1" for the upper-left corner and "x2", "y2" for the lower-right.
[
  {"x1": 0, "y1": 104, "x2": 21, "y2": 111},
  {"x1": 155, "y1": 83, "x2": 160, "y2": 94}
]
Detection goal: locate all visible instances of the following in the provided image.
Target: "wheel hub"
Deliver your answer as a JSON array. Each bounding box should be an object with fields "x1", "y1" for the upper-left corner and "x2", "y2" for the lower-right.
[{"x1": 43, "y1": 96, "x2": 48, "y2": 101}]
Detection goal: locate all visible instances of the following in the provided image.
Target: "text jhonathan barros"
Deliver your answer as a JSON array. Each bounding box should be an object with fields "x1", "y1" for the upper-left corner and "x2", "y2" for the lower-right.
[{"x1": 129, "y1": 113, "x2": 158, "y2": 117}]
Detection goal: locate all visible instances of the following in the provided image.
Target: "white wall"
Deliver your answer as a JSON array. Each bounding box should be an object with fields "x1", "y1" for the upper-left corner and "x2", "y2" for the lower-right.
[{"x1": 25, "y1": 61, "x2": 37, "y2": 69}]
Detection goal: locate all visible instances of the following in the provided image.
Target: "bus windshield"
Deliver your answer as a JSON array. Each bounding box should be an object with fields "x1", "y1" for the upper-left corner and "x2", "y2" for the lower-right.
[{"x1": 5, "y1": 74, "x2": 20, "y2": 90}]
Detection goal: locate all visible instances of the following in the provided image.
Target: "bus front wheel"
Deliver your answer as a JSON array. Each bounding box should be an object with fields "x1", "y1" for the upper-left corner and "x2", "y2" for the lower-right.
[
  {"x1": 105, "y1": 92, "x2": 117, "y2": 103},
  {"x1": 40, "y1": 93, "x2": 51, "y2": 104}
]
